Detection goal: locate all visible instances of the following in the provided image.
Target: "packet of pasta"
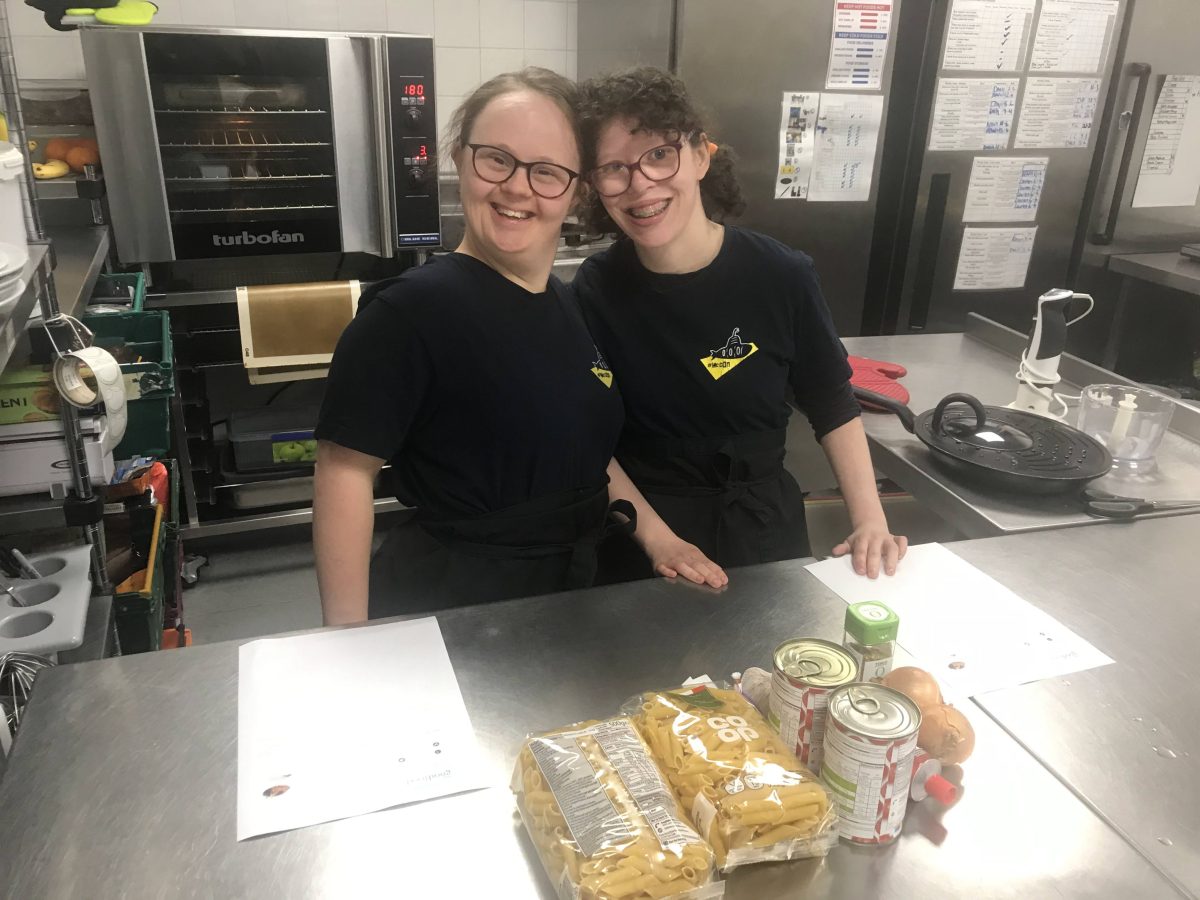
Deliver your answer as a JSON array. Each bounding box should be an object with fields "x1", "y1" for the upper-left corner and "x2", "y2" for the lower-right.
[
  {"x1": 512, "y1": 717, "x2": 725, "y2": 900},
  {"x1": 626, "y1": 684, "x2": 839, "y2": 870}
]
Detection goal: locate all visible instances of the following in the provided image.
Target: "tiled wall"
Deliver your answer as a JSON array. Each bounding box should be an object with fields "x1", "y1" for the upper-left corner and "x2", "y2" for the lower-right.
[{"x1": 5, "y1": 0, "x2": 578, "y2": 164}]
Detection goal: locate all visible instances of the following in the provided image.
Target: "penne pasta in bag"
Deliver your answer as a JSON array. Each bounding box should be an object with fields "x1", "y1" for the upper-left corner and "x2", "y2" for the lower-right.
[
  {"x1": 512, "y1": 717, "x2": 724, "y2": 900},
  {"x1": 625, "y1": 684, "x2": 839, "y2": 870}
]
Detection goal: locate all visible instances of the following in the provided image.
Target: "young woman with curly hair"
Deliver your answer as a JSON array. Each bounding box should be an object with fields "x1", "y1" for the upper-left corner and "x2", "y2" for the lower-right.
[{"x1": 573, "y1": 67, "x2": 907, "y2": 581}]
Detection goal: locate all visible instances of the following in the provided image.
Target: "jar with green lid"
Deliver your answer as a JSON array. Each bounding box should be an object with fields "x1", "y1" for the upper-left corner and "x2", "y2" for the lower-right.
[{"x1": 843, "y1": 601, "x2": 899, "y2": 682}]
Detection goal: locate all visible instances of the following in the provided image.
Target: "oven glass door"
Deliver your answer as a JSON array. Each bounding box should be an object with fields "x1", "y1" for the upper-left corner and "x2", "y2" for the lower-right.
[{"x1": 144, "y1": 33, "x2": 341, "y2": 259}]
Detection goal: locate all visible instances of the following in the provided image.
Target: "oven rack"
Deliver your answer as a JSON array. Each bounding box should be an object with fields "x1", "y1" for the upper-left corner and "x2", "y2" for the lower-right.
[
  {"x1": 170, "y1": 201, "x2": 337, "y2": 214},
  {"x1": 155, "y1": 107, "x2": 329, "y2": 115},
  {"x1": 163, "y1": 162, "x2": 334, "y2": 182},
  {"x1": 159, "y1": 130, "x2": 331, "y2": 148}
]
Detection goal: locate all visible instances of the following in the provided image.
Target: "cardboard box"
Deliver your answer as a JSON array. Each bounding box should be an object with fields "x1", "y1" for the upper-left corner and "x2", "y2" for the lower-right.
[
  {"x1": 0, "y1": 365, "x2": 62, "y2": 426},
  {"x1": 0, "y1": 416, "x2": 114, "y2": 496}
]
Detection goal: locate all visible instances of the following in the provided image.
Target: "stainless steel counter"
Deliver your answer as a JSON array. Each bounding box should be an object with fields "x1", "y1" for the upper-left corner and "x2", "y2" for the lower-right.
[
  {"x1": 842, "y1": 316, "x2": 1200, "y2": 537},
  {"x1": 1110, "y1": 252, "x2": 1200, "y2": 297},
  {"x1": 960, "y1": 515, "x2": 1200, "y2": 898},
  {"x1": 0, "y1": 534, "x2": 1189, "y2": 898}
]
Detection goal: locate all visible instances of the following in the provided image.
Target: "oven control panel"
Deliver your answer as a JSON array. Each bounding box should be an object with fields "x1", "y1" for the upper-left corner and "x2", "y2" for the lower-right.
[{"x1": 387, "y1": 38, "x2": 440, "y2": 247}]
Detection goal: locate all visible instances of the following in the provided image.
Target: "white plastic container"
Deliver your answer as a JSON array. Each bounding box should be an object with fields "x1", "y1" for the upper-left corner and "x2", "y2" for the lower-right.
[{"x1": 0, "y1": 142, "x2": 30, "y2": 268}]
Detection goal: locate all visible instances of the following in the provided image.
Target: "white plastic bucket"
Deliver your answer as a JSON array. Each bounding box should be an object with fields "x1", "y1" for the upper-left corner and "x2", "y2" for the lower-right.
[{"x1": 0, "y1": 142, "x2": 31, "y2": 273}]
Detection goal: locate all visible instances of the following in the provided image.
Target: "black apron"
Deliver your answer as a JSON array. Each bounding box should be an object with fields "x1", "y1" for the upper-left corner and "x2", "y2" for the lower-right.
[
  {"x1": 368, "y1": 484, "x2": 634, "y2": 618},
  {"x1": 596, "y1": 428, "x2": 809, "y2": 584}
]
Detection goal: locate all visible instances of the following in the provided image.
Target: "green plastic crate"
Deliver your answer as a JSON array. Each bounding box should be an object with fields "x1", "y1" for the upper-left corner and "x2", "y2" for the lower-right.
[
  {"x1": 88, "y1": 271, "x2": 146, "y2": 311},
  {"x1": 83, "y1": 273, "x2": 174, "y2": 458}
]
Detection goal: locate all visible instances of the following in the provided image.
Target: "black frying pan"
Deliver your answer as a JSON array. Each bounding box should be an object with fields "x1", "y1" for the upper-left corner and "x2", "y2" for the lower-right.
[{"x1": 853, "y1": 386, "x2": 1113, "y2": 495}]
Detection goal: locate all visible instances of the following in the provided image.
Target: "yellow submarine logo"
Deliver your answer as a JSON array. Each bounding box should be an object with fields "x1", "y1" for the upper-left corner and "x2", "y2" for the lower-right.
[
  {"x1": 591, "y1": 346, "x2": 614, "y2": 388},
  {"x1": 701, "y1": 328, "x2": 758, "y2": 380}
]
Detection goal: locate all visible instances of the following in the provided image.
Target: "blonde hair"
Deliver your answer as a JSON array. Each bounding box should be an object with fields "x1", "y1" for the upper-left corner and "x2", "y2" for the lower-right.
[{"x1": 446, "y1": 67, "x2": 582, "y2": 160}]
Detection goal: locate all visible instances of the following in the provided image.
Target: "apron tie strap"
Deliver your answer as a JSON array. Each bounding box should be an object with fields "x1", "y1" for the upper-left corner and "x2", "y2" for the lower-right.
[{"x1": 563, "y1": 499, "x2": 636, "y2": 588}]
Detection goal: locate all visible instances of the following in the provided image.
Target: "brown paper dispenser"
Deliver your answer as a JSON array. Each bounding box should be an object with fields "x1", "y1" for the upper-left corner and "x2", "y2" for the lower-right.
[{"x1": 235, "y1": 281, "x2": 361, "y2": 385}]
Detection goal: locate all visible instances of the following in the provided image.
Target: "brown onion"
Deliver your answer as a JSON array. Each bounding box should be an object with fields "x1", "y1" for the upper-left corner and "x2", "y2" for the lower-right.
[
  {"x1": 882, "y1": 666, "x2": 943, "y2": 712},
  {"x1": 918, "y1": 703, "x2": 976, "y2": 765}
]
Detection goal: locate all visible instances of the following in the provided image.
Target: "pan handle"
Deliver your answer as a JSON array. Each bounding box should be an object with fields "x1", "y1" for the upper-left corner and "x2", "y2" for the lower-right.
[
  {"x1": 931, "y1": 393, "x2": 988, "y2": 435},
  {"x1": 852, "y1": 386, "x2": 917, "y2": 433}
]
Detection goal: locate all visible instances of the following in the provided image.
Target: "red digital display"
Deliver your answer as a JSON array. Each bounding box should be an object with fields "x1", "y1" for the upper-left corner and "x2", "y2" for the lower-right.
[{"x1": 404, "y1": 83, "x2": 425, "y2": 96}]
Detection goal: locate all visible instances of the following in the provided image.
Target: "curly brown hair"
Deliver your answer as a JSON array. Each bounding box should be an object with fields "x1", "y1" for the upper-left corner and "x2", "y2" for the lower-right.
[{"x1": 577, "y1": 67, "x2": 746, "y2": 235}]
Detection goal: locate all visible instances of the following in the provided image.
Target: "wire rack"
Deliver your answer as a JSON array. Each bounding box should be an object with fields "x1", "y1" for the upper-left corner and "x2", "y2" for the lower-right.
[
  {"x1": 155, "y1": 106, "x2": 328, "y2": 115},
  {"x1": 163, "y1": 161, "x2": 334, "y2": 182},
  {"x1": 170, "y1": 200, "x2": 337, "y2": 215},
  {"x1": 159, "y1": 130, "x2": 331, "y2": 148}
]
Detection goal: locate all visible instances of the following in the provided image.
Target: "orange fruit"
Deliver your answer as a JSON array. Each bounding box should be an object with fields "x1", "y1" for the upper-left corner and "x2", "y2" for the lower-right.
[
  {"x1": 66, "y1": 144, "x2": 100, "y2": 173},
  {"x1": 44, "y1": 137, "x2": 72, "y2": 161}
]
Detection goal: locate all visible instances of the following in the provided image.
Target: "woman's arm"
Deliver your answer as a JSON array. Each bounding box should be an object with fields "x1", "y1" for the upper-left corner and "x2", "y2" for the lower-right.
[
  {"x1": 606, "y1": 459, "x2": 728, "y2": 588},
  {"x1": 313, "y1": 441, "x2": 386, "y2": 625},
  {"x1": 819, "y1": 418, "x2": 907, "y2": 578}
]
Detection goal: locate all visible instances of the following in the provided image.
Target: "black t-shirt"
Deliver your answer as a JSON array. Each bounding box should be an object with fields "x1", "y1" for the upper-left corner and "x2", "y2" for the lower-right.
[
  {"x1": 573, "y1": 226, "x2": 859, "y2": 443},
  {"x1": 316, "y1": 253, "x2": 624, "y2": 518}
]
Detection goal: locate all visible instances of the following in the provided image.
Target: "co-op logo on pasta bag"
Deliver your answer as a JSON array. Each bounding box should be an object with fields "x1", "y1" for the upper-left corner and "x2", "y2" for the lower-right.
[{"x1": 708, "y1": 715, "x2": 760, "y2": 744}]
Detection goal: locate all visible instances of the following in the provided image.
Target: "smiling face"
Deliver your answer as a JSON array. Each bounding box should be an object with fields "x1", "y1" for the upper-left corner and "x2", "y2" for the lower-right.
[
  {"x1": 592, "y1": 118, "x2": 710, "y2": 252},
  {"x1": 454, "y1": 90, "x2": 580, "y2": 269}
]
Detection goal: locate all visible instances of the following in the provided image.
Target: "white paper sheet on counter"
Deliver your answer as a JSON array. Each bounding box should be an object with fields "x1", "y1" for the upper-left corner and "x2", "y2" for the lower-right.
[
  {"x1": 805, "y1": 544, "x2": 1113, "y2": 698},
  {"x1": 237, "y1": 617, "x2": 486, "y2": 840}
]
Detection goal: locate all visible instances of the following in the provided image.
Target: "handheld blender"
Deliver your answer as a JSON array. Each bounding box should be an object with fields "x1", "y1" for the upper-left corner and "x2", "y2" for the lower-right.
[{"x1": 1010, "y1": 288, "x2": 1094, "y2": 419}]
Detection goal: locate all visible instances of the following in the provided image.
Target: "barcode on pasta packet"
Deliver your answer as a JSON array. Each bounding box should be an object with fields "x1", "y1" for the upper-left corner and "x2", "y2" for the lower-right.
[{"x1": 589, "y1": 719, "x2": 702, "y2": 853}]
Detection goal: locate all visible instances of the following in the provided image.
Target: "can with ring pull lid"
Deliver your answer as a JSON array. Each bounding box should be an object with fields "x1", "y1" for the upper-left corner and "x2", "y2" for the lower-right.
[
  {"x1": 768, "y1": 638, "x2": 858, "y2": 774},
  {"x1": 820, "y1": 682, "x2": 921, "y2": 844}
]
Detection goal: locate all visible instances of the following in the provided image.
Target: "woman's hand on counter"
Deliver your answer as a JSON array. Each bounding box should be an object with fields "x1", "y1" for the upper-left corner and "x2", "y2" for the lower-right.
[
  {"x1": 605, "y1": 457, "x2": 728, "y2": 588},
  {"x1": 832, "y1": 521, "x2": 908, "y2": 579},
  {"x1": 642, "y1": 532, "x2": 729, "y2": 588}
]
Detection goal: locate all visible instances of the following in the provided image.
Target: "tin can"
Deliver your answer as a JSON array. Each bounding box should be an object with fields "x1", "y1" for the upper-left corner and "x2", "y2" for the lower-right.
[
  {"x1": 821, "y1": 683, "x2": 921, "y2": 844},
  {"x1": 768, "y1": 638, "x2": 858, "y2": 773}
]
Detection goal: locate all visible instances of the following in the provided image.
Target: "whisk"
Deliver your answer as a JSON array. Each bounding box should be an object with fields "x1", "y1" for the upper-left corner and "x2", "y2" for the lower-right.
[{"x1": 1, "y1": 652, "x2": 55, "y2": 744}]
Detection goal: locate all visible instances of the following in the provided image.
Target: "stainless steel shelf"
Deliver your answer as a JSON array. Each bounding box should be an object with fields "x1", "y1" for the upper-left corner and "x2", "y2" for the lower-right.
[
  {"x1": 0, "y1": 243, "x2": 50, "y2": 376},
  {"x1": 33, "y1": 173, "x2": 86, "y2": 202},
  {"x1": 45, "y1": 225, "x2": 111, "y2": 320},
  {"x1": 182, "y1": 497, "x2": 404, "y2": 540}
]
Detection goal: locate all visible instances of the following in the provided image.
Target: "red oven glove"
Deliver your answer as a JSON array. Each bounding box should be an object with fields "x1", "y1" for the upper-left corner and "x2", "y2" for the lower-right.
[{"x1": 848, "y1": 355, "x2": 910, "y2": 411}]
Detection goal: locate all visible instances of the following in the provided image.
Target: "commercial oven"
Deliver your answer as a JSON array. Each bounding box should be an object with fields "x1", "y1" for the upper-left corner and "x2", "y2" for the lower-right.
[{"x1": 81, "y1": 26, "x2": 440, "y2": 264}]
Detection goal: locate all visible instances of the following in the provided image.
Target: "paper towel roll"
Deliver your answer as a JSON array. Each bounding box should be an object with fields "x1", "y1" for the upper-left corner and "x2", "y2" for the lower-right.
[{"x1": 52, "y1": 345, "x2": 127, "y2": 453}]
